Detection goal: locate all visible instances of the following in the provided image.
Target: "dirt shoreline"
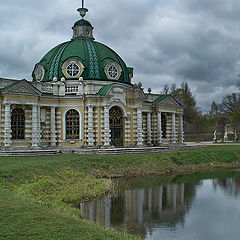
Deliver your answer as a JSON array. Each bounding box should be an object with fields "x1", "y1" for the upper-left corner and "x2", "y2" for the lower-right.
[{"x1": 99, "y1": 161, "x2": 240, "y2": 179}]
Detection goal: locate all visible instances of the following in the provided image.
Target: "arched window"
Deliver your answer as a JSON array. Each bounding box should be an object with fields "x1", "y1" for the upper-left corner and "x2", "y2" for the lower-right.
[
  {"x1": 109, "y1": 106, "x2": 123, "y2": 146},
  {"x1": 11, "y1": 108, "x2": 25, "y2": 139},
  {"x1": 66, "y1": 109, "x2": 80, "y2": 139},
  {"x1": 161, "y1": 114, "x2": 167, "y2": 138}
]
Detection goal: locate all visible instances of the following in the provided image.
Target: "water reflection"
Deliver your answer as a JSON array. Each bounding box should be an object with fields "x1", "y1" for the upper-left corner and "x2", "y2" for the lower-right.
[
  {"x1": 78, "y1": 170, "x2": 240, "y2": 239},
  {"x1": 213, "y1": 176, "x2": 240, "y2": 197}
]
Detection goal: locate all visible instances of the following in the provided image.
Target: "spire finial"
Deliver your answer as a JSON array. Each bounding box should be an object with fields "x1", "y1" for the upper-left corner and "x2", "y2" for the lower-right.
[{"x1": 78, "y1": 0, "x2": 88, "y2": 18}]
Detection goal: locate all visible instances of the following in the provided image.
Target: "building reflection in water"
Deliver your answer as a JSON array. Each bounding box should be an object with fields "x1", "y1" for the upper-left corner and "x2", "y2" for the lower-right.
[
  {"x1": 78, "y1": 171, "x2": 240, "y2": 239},
  {"x1": 212, "y1": 172, "x2": 240, "y2": 197},
  {"x1": 78, "y1": 181, "x2": 197, "y2": 237}
]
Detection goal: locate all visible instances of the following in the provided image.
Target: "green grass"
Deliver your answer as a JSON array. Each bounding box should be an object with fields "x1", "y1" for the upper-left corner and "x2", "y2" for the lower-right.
[
  {"x1": 0, "y1": 145, "x2": 240, "y2": 240},
  {"x1": 0, "y1": 188, "x2": 138, "y2": 240}
]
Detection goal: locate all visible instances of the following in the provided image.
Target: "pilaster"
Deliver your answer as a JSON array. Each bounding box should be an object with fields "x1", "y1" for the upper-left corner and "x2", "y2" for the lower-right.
[
  {"x1": 172, "y1": 113, "x2": 176, "y2": 144},
  {"x1": 51, "y1": 106, "x2": 57, "y2": 146},
  {"x1": 147, "y1": 112, "x2": 152, "y2": 145},
  {"x1": 38, "y1": 106, "x2": 42, "y2": 142},
  {"x1": 103, "y1": 105, "x2": 111, "y2": 146},
  {"x1": 87, "y1": 105, "x2": 94, "y2": 146},
  {"x1": 3, "y1": 104, "x2": 12, "y2": 148},
  {"x1": 179, "y1": 114, "x2": 184, "y2": 143},
  {"x1": 157, "y1": 111, "x2": 162, "y2": 144},
  {"x1": 137, "y1": 107, "x2": 143, "y2": 146},
  {"x1": 31, "y1": 105, "x2": 40, "y2": 148}
]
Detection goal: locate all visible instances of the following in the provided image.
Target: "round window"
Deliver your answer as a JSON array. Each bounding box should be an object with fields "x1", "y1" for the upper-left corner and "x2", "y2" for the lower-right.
[
  {"x1": 66, "y1": 63, "x2": 80, "y2": 77},
  {"x1": 108, "y1": 65, "x2": 118, "y2": 79}
]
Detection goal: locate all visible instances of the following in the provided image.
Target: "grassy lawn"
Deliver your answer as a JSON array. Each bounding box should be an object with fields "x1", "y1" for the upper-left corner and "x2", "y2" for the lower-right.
[
  {"x1": 0, "y1": 188, "x2": 138, "y2": 240},
  {"x1": 0, "y1": 145, "x2": 240, "y2": 239}
]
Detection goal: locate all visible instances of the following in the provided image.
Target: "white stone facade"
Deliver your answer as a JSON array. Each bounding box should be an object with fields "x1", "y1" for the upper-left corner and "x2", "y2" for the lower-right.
[{"x1": 0, "y1": 79, "x2": 184, "y2": 149}]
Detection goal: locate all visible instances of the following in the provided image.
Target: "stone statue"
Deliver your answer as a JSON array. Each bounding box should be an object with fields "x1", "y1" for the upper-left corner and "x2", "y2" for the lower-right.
[{"x1": 213, "y1": 130, "x2": 217, "y2": 143}]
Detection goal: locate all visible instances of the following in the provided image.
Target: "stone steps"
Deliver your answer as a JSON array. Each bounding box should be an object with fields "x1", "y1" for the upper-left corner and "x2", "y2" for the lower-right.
[
  {"x1": 0, "y1": 149, "x2": 61, "y2": 156},
  {"x1": 0, "y1": 145, "x2": 196, "y2": 156},
  {"x1": 74, "y1": 146, "x2": 182, "y2": 155}
]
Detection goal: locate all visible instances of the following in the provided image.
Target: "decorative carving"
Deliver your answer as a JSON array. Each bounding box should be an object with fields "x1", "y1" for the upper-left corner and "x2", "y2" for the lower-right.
[
  {"x1": 112, "y1": 87, "x2": 123, "y2": 93},
  {"x1": 9, "y1": 86, "x2": 32, "y2": 94},
  {"x1": 162, "y1": 97, "x2": 177, "y2": 106},
  {"x1": 3, "y1": 80, "x2": 41, "y2": 96}
]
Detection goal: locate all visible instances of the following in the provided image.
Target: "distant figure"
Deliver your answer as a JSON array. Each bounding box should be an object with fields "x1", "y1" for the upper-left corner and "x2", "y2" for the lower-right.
[
  {"x1": 224, "y1": 131, "x2": 228, "y2": 141},
  {"x1": 213, "y1": 130, "x2": 217, "y2": 143},
  {"x1": 234, "y1": 131, "x2": 238, "y2": 142}
]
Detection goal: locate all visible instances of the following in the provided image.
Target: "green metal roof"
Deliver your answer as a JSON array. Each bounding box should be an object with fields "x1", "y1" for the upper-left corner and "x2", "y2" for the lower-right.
[
  {"x1": 32, "y1": 39, "x2": 132, "y2": 84},
  {"x1": 153, "y1": 94, "x2": 171, "y2": 104},
  {"x1": 73, "y1": 19, "x2": 92, "y2": 27},
  {"x1": 0, "y1": 80, "x2": 20, "y2": 92},
  {"x1": 153, "y1": 94, "x2": 183, "y2": 106},
  {"x1": 97, "y1": 84, "x2": 112, "y2": 96}
]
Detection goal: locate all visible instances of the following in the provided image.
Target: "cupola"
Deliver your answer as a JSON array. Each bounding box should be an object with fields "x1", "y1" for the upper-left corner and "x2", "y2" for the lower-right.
[{"x1": 72, "y1": 7, "x2": 94, "y2": 40}]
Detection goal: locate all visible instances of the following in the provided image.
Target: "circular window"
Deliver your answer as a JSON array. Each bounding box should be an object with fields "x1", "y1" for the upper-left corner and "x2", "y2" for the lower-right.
[
  {"x1": 108, "y1": 65, "x2": 118, "y2": 79},
  {"x1": 66, "y1": 63, "x2": 80, "y2": 77},
  {"x1": 62, "y1": 59, "x2": 85, "y2": 79},
  {"x1": 105, "y1": 62, "x2": 122, "y2": 80}
]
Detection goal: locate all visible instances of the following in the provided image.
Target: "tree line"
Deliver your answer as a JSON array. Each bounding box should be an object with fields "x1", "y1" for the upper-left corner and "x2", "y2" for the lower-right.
[{"x1": 161, "y1": 82, "x2": 240, "y2": 142}]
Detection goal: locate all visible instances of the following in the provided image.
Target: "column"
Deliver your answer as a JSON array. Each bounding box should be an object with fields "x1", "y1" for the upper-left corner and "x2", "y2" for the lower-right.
[
  {"x1": 38, "y1": 106, "x2": 41, "y2": 143},
  {"x1": 147, "y1": 112, "x2": 152, "y2": 145},
  {"x1": 103, "y1": 105, "x2": 111, "y2": 146},
  {"x1": 3, "y1": 104, "x2": 12, "y2": 148},
  {"x1": 50, "y1": 106, "x2": 57, "y2": 146},
  {"x1": 158, "y1": 186, "x2": 163, "y2": 211},
  {"x1": 137, "y1": 107, "x2": 143, "y2": 146},
  {"x1": 157, "y1": 111, "x2": 162, "y2": 144},
  {"x1": 87, "y1": 105, "x2": 94, "y2": 146},
  {"x1": 179, "y1": 114, "x2": 184, "y2": 143},
  {"x1": 172, "y1": 113, "x2": 176, "y2": 144},
  {"x1": 32, "y1": 105, "x2": 40, "y2": 148},
  {"x1": 104, "y1": 197, "x2": 111, "y2": 226}
]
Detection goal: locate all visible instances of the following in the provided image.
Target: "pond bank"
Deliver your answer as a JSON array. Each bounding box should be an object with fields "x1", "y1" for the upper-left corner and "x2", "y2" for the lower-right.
[{"x1": 0, "y1": 145, "x2": 240, "y2": 240}]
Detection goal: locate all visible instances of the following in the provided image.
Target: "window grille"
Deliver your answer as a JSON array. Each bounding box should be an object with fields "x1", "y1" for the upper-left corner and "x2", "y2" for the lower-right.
[{"x1": 11, "y1": 108, "x2": 25, "y2": 139}]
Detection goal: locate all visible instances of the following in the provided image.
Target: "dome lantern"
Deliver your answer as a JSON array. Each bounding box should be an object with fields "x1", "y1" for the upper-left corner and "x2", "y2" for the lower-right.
[{"x1": 72, "y1": 1, "x2": 94, "y2": 40}]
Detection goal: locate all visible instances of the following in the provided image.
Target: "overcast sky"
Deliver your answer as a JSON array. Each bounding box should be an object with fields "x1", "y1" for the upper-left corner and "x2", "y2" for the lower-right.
[{"x1": 1, "y1": 0, "x2": 240, "y2": 112}]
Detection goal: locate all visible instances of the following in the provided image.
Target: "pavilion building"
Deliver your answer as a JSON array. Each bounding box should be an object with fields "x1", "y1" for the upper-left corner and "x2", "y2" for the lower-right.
[{"x1": 0, "y1": 6, "x2": 184, "y2": 149}]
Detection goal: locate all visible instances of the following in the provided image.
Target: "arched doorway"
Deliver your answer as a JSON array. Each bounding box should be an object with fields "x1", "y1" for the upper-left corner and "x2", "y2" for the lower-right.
[
  {"x1": 109, "y1": 106, "x2": 123, "y2": 146},
  {"x1": 11, "y1": 108, "x2": 25, "y2": 139},
  {"x1": 65, "y1": 109, "x2": 80, "y2": 139}
]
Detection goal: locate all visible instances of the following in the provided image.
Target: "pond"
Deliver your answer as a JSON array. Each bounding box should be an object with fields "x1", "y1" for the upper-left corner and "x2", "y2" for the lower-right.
[{"x1": 77, "y1": 169, "x2": 240, "y2": 240}]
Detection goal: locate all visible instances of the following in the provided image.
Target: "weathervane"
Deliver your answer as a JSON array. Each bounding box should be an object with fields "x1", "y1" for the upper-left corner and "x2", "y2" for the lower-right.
[{"x1": 78, "y1": 0, "x2": 88, "y2": 18}]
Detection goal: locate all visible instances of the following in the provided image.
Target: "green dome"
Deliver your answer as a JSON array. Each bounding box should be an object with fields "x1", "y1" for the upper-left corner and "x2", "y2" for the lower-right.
[{"x1": 32, "y1": 39, "x2": 132, "y2": 84}]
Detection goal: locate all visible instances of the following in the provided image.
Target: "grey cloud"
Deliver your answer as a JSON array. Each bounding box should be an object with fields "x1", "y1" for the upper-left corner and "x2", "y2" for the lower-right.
[{"x1": 1, "y1": 0, "x2": 240, "y2": 112}]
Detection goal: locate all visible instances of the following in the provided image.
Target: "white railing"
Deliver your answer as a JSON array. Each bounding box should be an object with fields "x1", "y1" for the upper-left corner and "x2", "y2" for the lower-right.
[
  {"x1": 41, "y1": 84, "x2": 53, "y2": 93},
  {"x1": 65, "y1": 85, "x2": 78, "y2": 94}
]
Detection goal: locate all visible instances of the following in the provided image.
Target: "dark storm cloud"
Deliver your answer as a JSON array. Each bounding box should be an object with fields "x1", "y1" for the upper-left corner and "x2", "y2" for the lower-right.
[{"x1": 1, "y1": 0, "x2": 240, "y2": 112}]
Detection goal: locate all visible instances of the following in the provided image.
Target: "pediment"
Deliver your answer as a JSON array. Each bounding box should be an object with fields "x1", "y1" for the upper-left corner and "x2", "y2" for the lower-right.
[
  {"x1": 161, "y1": 97, "x2": 178, "y2": 106},
  {"x1": 2, "y1": 80, "x2": 41, "y2": 96},
  {"x1": 154, "y1": 94, "x2": 182, "y2": 107}
]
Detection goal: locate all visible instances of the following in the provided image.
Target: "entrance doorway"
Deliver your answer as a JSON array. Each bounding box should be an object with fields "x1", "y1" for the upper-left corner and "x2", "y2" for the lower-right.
[{"x1": 109, "y1": 106, "x2": 123, "y2": 146}]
